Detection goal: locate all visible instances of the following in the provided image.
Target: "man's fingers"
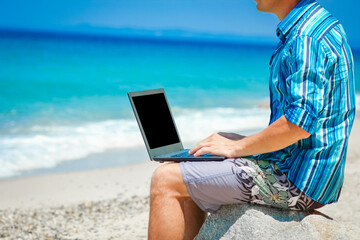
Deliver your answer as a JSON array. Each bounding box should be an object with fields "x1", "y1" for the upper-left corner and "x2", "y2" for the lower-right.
[
  {"x1": 189, "y1": 144, "x2": 201, "y2": 154},
  {"x1": 189, "y1": 143, "x2": 207, "y2": 155},
  {"x1": 189, "y1": 132, "x2": 236, "y2": 158},
  {"x1": 189, "y1": 133, "x2": 224, "y2": 155},
  {"x1": 193, "y1": 146, "x2": 212, "y2": 157},
  {"x1": 189, "y1": 138, "x2": 211, "y2": 154}
]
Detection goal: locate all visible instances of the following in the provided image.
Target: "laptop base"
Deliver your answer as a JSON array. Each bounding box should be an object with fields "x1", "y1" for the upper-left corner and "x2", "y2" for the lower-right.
[{"x1": 153, "y1": 149, "x2": 226, "y2": 162}]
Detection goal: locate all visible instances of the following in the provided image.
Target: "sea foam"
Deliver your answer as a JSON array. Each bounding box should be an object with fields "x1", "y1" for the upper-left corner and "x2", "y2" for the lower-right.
[{"x1": 0, "y1": 107, "x2": 270, "y2": 178}]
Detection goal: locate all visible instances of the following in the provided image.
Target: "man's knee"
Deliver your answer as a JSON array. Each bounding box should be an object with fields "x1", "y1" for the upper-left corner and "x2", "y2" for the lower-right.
[{"x1": 150, "y1": 163, "x2": 189, "y2": 198}]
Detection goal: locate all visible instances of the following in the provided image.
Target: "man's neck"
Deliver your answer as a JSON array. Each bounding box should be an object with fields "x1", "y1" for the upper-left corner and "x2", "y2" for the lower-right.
[{"x1": 275, "y1": 0, "x2": 302, "y2": 21}]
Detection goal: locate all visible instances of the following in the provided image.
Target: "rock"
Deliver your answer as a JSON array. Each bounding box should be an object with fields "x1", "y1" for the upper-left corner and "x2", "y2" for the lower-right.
[{"x1": 195, "y1": 203, "x2": 360, "y2": 240}]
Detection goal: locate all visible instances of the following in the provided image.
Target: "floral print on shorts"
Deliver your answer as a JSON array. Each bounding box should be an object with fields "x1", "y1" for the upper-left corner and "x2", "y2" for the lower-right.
[{"x1": 231, "y1": 158, "x2": 323, "y2": 211}]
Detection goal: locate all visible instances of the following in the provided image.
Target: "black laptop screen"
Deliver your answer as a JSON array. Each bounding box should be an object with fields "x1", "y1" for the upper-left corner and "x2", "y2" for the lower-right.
[{"x1": 132, "y1": 93, "x2": 180, "y2": 149}]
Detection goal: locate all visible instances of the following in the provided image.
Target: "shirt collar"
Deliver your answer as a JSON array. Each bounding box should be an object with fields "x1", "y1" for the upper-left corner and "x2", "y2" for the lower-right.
[{"x1": 276, "y1": 0, "x2": 317, "y2": 42}]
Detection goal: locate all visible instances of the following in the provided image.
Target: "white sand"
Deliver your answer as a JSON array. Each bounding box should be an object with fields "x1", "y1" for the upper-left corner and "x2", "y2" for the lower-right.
[
  {"x1": 0, "y1": 117, "x2": 359, "y2": 239},
  {"x1": 0, "y1": 160, "x2": 158, "y2": 210},
  {"x1": 0, "y1": 161, "x2": 160, "y2": 239}
]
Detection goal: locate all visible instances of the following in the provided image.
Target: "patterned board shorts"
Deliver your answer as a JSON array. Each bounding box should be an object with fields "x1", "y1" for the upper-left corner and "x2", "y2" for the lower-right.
[{"x1": 180, "y1": 158, "x2": 324, "y2": 213}]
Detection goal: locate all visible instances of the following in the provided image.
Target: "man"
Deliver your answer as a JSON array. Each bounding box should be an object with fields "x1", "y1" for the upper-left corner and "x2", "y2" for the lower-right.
[{"x1": 148, "y1": 0, "x2": 356, "y2": 239}]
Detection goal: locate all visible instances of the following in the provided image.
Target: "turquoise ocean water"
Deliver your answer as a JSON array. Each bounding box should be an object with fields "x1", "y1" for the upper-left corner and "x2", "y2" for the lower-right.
[{"x1": 1, "y1": 30, "x2": 359, "y2": 179}]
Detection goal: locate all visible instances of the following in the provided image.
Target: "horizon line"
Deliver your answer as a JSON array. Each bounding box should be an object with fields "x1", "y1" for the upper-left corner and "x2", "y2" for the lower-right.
[
  {"x1": 1, "y1": 26, "x2": 360, "y2": 51},
  {"x1": 0, "y1": 26, "x2": 280, "y2": 47}
]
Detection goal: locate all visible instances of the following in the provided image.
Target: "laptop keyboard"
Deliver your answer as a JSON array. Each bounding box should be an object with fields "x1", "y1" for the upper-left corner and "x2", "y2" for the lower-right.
[
  {"x1": 171, "y1": 152, "x2": 194, "y2": 158},
  {"x1": 171, "y1": 152, "x2": 212, "y2": 158}
]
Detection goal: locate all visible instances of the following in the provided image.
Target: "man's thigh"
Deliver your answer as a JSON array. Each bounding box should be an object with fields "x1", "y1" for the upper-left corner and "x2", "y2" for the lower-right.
[
  {"x1": 179, "y1": 158, "x2": 323, "y2": 213},
  {"x1": 179, "y1": 158, "x2": 253, "y2": 213}
]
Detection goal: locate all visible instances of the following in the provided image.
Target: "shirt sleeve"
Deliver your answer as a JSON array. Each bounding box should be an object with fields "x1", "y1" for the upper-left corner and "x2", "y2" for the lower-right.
[{"x1": 283, "y1": 36, "x2": 332, "y2": 135}]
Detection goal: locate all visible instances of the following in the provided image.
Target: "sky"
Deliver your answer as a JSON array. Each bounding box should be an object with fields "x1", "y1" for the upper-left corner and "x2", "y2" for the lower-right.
[{"x1": 0, "y1": 0, "x2": 359, "y2": 48}]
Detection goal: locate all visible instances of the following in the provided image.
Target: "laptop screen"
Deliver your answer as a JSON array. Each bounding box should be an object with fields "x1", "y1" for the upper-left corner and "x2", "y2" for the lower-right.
[{"x1": 132, "y1": 93, "x2": 180, "y2": 149}]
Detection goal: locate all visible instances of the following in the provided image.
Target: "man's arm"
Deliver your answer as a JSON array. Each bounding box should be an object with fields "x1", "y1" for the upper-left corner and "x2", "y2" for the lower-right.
[{"x1": 189, "y1": 115, "x2": 310, "y2": 158}]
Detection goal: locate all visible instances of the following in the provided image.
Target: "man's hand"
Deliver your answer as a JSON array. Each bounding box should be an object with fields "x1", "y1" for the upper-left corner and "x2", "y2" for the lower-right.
[
  {"x1": 189, "y1": 116, "x2": 311, "y2": 159},
  {"x1": 189, "y1": 133, "x2": 240, "y2": 158}
]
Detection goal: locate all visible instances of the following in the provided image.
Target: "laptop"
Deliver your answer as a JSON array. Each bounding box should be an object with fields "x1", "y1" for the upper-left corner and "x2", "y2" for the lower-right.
[{"x1": 128, "y1": 88, "x2": 226, "y2": 162}]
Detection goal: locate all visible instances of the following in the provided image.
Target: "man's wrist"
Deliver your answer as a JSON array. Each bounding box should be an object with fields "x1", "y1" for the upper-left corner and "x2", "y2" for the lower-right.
[{"x1": 233, "y1": 139, "x2": 246, "y2": 158}]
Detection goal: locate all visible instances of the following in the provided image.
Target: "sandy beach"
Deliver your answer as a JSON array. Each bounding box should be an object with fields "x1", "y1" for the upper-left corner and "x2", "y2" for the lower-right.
[
  {"x1": 0, "y1": 116, "x2": 359, "y2": 239},
  {"x1": 0, "y1": 160, "x2": 159, "y2": 239}
]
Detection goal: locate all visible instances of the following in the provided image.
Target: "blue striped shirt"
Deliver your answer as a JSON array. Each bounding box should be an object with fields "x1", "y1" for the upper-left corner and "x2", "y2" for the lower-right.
[{"x1": 252, "y1": 0, "x2": 356, "y2": 204}]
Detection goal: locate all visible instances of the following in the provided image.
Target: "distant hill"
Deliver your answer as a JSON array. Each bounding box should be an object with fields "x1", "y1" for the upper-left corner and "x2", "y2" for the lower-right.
[{"x1": 0, "y1": 24, "x2": 278, "y2": 46}]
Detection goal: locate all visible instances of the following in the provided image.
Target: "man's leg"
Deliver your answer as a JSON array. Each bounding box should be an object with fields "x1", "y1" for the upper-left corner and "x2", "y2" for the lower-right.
[
  {"x1": 148, "y1": 163, "x2": 207, "y2": 240},
  {"x1": 182, "y1": 198, "x2": 208, "y2": 239}
]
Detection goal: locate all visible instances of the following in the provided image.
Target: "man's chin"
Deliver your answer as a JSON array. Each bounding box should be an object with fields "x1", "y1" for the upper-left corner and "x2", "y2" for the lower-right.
[
  {"x1": 256, "y1": 5, "x2": 265, "y2": 12},
  {"x1": 255, "y1": 3, "x2": 265, "y2": 12},
  {"x1": 256, "y1": 4, "x2": 271, "y2": 13}
]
